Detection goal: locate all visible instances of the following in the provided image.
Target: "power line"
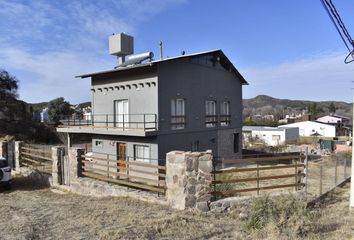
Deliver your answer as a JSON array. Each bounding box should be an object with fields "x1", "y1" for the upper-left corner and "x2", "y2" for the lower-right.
[
  {"x1": 320, "y1": 0, "x2": 354, "y2": 64},
  {"x1": 320, "y1": 0, "x2": 351, "y2": 51}
]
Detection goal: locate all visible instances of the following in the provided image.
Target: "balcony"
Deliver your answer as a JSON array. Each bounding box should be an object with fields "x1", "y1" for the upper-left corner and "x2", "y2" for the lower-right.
[
  {"x1": 205, "y1": 115, "x2": 231, "y2": 127},
  {"x1": 57, "y1": 114, "x2": 158, "y2": 137}
]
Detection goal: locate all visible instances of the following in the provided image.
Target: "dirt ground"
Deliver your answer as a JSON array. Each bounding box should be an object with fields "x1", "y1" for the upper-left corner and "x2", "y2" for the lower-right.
[
  {"x1": 0, "y1": 176, "x2": 242, "y2": 240},
  {"x1": 1, "y1": 176, "x2": 354, "y2": 240}
]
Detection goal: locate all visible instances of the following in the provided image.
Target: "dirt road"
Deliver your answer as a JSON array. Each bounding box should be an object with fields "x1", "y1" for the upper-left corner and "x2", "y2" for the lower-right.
[{"x1": 0, "y1": 177, "x2": 241, "y2": 240}]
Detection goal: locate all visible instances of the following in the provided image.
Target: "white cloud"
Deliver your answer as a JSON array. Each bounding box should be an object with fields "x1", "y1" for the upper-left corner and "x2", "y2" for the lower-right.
[
  {"x1": 0, "y1": 0, "x2": 186, "y2": 103},
  {"x1": 241, "y1": 51, "x2": 354, "y2": 102}
]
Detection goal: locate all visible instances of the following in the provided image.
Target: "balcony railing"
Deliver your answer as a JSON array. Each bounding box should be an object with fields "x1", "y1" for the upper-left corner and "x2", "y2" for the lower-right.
[
  {"x1": 59, "y1": 114, "x2": 157, "y2": 131},
  {"x1": 205, "y1": 114, "x2": 231, "y2": 127}
]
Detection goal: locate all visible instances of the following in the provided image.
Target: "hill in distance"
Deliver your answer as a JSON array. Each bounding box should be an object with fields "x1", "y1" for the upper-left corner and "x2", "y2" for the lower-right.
[{"x1": 243, "y1": 95, "x2": 352, "y2": 120}]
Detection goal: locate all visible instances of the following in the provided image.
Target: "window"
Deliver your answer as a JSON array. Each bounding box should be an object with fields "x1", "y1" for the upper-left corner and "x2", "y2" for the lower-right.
[
  {"x1": 272, "y1": 135, "x2": 281, "y2": 141},
  {"x1": 220, "y1": 101, "x2": 230, "y2": 126},
  {"x1": 171, "y1": 98, "x2": 185, "y2": 129},
  {"x1": 95, "y1": 140, "x2": 103, "y2": 148},
  {"x1": 233, "y1": 133, "x2": 239, "y2": 153},
  {"x1": 114, "y1": 99, "x2": 129, "y2": 128},
  {"x1": 134, "y1": 145, "x2": 150, "y2": 162},
  {"x1": 205, "y1": 100, "x2": 217, "y2": 127},
  {"x1": 191, "y1": 141, "x2": 199, "y2": 152}
]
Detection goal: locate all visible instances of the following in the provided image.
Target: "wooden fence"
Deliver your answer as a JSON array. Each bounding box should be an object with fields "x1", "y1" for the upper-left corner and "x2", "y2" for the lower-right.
[
  {"x1": 80, "y1": 154, "x2": 166, "y2": 194},
  {"x1": 211, "y1": 152, "x2": 306, "y2": 198},
  {"x1": 20, "y1": 144, "x2": 52, "y2": 174}
]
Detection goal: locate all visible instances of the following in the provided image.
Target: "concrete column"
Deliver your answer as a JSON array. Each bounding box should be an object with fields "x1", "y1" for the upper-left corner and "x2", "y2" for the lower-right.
[
  {"x1": 68, "y1": 147, "x2": 85, "y2": 185},
  {"x1": 51, "y1": 146, "x2": 65, "y2": 186},
  {"x1": 14, "y1": 141, "x2": 23, "y2": 170},
  {"x1": 166, "y1": 150, "x2": 213, "y2": 211}
]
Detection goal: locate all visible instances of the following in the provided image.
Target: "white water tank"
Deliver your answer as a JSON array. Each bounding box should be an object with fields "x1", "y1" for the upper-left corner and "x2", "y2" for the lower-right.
[{"x1": 109, "y1": 33, "x2": 134, "y2": 56}]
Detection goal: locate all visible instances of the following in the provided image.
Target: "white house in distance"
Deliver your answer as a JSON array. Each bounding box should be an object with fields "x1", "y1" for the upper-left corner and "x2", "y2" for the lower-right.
[
  {"x1": 317, "y1": 114, "x2": 350, "y2": 126},
  {"x1": 242, "y1": 126, "x2": 299, "y2": 146},
  {"x1": 280, "y1": 121, "x2": 336, "y2": 137}
]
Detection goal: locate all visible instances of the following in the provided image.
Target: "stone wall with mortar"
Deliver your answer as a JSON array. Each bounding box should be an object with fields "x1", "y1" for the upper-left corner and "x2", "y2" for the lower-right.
[{"x1": 166, "y1": 150, "x2": 213, "y2": 211}]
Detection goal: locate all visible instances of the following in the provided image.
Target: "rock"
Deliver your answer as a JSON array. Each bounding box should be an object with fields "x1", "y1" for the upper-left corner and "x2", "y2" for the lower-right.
[{"x1": 196, "y1": 202, "x2": 210, "y2": 212}]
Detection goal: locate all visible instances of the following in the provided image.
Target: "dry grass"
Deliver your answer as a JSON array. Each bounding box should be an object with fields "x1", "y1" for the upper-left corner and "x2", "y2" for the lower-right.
[
  {"x1": 1, "y1": 175, "x2": 354, "y2": 239},
  {"x1": 0, "y1": 176, "x2": 243, "y2": 240}
]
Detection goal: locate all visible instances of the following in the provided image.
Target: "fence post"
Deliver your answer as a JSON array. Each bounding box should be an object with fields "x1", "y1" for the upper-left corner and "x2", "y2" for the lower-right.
[
  {"x1": 14, "y1": 141, "x2": 23, "y2": 171},
  {"x1": 320, "y1": 158, "x2": 323, "y2": 196},
  {"x1": 52, "y1": 146, "x2": 65, "y2": 186},
  {"x1": 294, "y1": 156, "x2": 298, "y2": 191},
  {"x1": 344, "y1": 157, "x2": 347, "y2": 180},
  {"x1": 334, "y1": 155, "x2": 338, "y2": 186},
  {"x1": 303, "y1": 147, "x2": 308, "y2": 194},
  {"x1": 256, "y1": 161, "x2": 260, "y2": 196}
]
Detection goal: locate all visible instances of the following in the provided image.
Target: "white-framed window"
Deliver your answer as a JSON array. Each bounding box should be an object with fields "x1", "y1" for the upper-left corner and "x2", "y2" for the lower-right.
[
  {"x1": 220, "y1": 101, "x2": 230, "y2": 126},
  {"x1": 134, "y1": 145, "x2": 150, "y2": 163},
  {"x1": 171, "y1": 98, "x2": 185, "y2": 130},
  {"x1": 205, "y1": 100, "x2": 217, "y2": 127},
  {"x1": 95, "y1": 140, "x2": 103, "y2": 148}
]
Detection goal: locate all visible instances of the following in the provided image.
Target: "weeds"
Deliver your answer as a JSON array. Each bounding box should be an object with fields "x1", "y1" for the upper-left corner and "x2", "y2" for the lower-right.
[{"x1": 244, "y1": 193, "x2": 309, "y2": 238}]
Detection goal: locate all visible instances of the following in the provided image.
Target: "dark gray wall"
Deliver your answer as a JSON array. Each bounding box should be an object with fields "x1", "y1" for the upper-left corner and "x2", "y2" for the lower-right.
[{"x1": 156, "y1": 58, "x2": 243, "y2": 158}]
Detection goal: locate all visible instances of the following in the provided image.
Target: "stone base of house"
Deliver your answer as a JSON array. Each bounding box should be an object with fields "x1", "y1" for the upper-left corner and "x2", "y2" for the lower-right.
[{"x1": 59, "y1": 177, "x2": 168, "y2": 206}]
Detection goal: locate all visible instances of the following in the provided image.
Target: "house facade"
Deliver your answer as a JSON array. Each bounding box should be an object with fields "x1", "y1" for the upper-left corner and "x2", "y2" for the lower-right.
[
  {"x1": 242, "y1": 126, "x2": 299, "y2": 147},
  {"x1": 280, "y1": 121, "x2": 336, "y2": 137},
  {"x1": 57, "y1": 45, "x2": 248, "y2": 163}
]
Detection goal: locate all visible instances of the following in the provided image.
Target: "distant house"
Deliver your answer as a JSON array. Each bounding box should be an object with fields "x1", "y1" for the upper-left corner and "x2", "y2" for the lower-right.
[
  {"x1": 316, "y1": 115, "x2": 350, "y2": 126},
  {"x1": 280, "y1": 121, "x2": 336, "y2": 138},
  {"x1": 40, "y1": 108, "x2": 49, "y2": 123},
  {"x1": 242, "y1": 126, "x2": 299, "y2": 146}
]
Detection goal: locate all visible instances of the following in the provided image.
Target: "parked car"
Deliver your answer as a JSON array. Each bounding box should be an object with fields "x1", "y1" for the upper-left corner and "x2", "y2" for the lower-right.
[{"x1": 0, "y1": 157, "x2": 11, "y2": 190}]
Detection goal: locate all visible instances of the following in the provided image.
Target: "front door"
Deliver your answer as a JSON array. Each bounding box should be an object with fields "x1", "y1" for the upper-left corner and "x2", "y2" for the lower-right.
[
  {"x1": 116, "y1": 142, "x2": 127, "y2": 178},
  {"x1": 114, "y1": 99, "x2": 129, "y2": 128}
]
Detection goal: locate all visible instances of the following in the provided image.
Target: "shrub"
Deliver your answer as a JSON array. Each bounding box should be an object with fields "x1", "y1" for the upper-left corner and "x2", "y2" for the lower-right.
[{"x1": 244, "y1": 193, "x2": 308, "y2": 237}]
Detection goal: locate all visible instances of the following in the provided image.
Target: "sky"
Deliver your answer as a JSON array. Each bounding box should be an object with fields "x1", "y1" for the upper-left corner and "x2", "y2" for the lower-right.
[{"x1": 0, "y1": 0, "x2": 354, "y2": 104}]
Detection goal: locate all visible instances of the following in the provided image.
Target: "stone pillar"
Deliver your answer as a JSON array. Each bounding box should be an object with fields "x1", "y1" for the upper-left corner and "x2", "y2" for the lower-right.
[
  {"x1": 52, "y1": 146, "x2": 65, "y2": 186},
  {"x1": 166, "y1": 150, "x2": 213, "y2": 211},
  {"x1": 68, "y1": 147, "x2": 85, "y2": 185},
  {"x1": 14, "y1": 141, "x2": 23, "y2": 170}
]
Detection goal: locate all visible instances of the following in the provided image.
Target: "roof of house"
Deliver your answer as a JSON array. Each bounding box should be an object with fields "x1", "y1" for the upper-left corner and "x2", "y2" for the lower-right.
[
  {"x1": 242, "y1": 126, "x2": 298, "y2": 132},
  {"x1": 76, "y1": 49, "x2": 248, "y2": 85},
  {"x1": 280, "y1": 121, "x2": 336, "y2": 128},
  {"x1": 317, "y1": 114, "x2": 350, "y2": 120}
]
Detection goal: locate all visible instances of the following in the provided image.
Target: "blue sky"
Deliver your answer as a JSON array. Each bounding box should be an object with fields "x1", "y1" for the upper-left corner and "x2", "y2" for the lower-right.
[{"x1": 0, "y1": 0, "x2": 353, "y2": 103}]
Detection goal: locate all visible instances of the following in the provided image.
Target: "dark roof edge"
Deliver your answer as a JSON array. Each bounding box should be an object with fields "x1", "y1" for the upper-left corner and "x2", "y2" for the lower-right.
[{"x1": 76, "y1": 49, "x2": 249, "y2": 85}]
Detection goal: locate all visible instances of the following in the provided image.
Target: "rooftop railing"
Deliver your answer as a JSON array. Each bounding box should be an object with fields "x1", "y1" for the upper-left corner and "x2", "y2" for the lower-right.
[{"x1": 59, "y1": 114, "x2": 157, "y2": 131}]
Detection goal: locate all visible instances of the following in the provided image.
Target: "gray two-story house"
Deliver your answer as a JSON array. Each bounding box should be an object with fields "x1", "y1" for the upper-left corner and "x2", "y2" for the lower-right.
[{"x1": 58, "y1": 36, "x2": 248, "y2": 165}]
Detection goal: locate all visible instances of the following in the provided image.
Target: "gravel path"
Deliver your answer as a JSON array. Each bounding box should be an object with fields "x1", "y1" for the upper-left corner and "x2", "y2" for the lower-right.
[{"x1": 0, "y1": 176, "x2": 242, "y2": 240}]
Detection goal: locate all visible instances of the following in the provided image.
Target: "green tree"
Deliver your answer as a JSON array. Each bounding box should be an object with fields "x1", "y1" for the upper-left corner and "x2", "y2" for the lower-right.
[
  {"x1": 328, "y1": 102, "x2": 336, "y2": 114},
  {"x1": 48, "y1": 97, "x2": 73, "y2": 122},
  {"x1": 308, "y1": 103, "x2": 322, "y2": 118},
  {"x1": 0, "y1": 69, "x2": 18, "y2": 101}
]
